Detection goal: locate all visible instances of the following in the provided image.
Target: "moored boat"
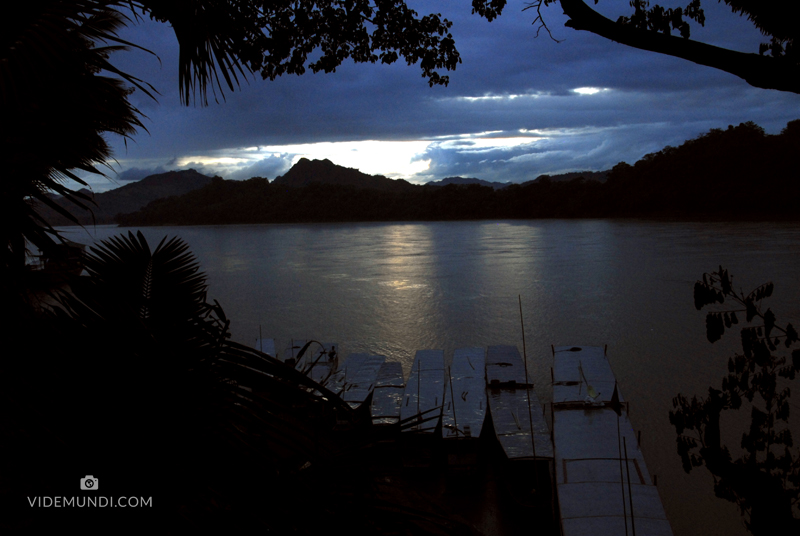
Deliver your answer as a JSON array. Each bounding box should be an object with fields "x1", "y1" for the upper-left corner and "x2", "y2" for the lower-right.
[
  {"x1": 400, "y1": 349, "x2": 445, "y2": 433},
  {"x1": 442, "y1": 347, "x2": 487, "y2": 467},
  {"x1": 552, "y1": 345, "x2": 673, "y2": 536},
  {"x1": 371, "y1": 361, "x2": 405, "y2": 426},
  {"x1": 485, "y1": 345, "x2": 552, "y2": 460}
]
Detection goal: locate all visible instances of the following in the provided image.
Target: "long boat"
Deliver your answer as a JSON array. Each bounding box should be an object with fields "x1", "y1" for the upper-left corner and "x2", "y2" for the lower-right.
[
  {"x1": 485, "y1": 345, "x2": 553, "y2": 460},
  {"x1": 552, "y1": 345, "x2": 673, "y2": 536},
  {"x1": 442, "y1": 347, "x2": 487, "y2": 467},
  {"x1": 442, "y1": 347, "x2": 486, "y2": 440},
  {"x1": 400, "y1": 349, "x2": 445, "y2": 433}
]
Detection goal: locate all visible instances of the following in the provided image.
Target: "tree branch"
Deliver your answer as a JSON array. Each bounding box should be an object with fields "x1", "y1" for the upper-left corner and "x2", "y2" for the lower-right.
[{"x1": 558, "y1": 0, "x2": 800, "y2": 94}]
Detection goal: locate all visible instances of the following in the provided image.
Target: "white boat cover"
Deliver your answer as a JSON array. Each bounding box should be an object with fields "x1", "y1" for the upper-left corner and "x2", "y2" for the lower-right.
[
  {"x1": 339, "y1": 353, "x2": 386, "y2": 408},
  {"x1": 371, "y1": 361, "x2": 405, "y2": 425},
  {"x1": 553, "y1": 346, "x2": 673, "y2": 536},
  {"x1": 486, "y1": 345, "x2": 553, "y2": 459},
  {"x1": 400, "y1": 349, "x2": 445, "y2": 433},
  {"x1": 553, "y1": 345, "x2": 619, "y2": 405},
  {"x1": 442, "y1": 347, "x2": 487, "y2": 439}
]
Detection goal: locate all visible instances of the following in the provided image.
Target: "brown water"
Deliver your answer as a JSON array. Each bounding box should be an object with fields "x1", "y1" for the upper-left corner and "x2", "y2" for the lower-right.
[{"x1": 62, "y1": 219, "x2": 800, "y2": 536}]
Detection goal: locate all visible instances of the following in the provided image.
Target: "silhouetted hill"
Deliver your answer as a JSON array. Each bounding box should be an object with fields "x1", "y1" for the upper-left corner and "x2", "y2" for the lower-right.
[
  {"x1": 37, "y1": 169, "x2": 215, "y2": 226},
  {"x1": 603, "y1": 120, "x2": 800, "y2": 217},
  {"x1": 523, "y1": 170, "x2": 608, "y2": 184},
  {"x1": 425, "y1": 177, "x2": 512, "y2": 189},
  {"x1": 116, "y1": 120, "x2": 800, "y2": 225},
  {"x1": 273, "y1": 158, "x2": 417, "y2": 192}
]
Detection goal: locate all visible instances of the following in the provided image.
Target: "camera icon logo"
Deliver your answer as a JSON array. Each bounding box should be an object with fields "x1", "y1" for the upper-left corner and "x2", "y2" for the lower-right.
[{"x1": 80, "y1": 475, "x2": 99, "y2": 491}]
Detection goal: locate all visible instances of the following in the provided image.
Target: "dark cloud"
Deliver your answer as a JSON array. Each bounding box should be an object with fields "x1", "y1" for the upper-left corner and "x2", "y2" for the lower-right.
[{"x1": 94, "y1": 1, "x2": 800, "y2": 188}]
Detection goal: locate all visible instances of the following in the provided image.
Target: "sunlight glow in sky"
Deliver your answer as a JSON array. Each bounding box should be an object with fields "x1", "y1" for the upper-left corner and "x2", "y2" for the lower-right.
[
  {"x1": 571, "y1": 87, "x2": 608, "y2": 95},
  {"x1": 450, "y1": 93, "x2": 543, "y2": 102},
  {"x1": 157, "y1": 134, "x2": 548, "y2": 184}
]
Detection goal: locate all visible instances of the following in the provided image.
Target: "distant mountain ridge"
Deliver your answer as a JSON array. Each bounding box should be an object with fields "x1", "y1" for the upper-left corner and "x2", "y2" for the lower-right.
[
  {"x1": 115, "y1": 120, "x2": 800, "y2": 225},
  {"x1": 524, "y1": 170, "x2": 608, "y2": 184},
  {"x1": 425, "y1": 177, "x2": 513, "y2": 189},
  {"x1": 38, "y1": 169, "x2": 214, "y2": 226},
  {"x1": 273, "y1": 158, "x2": 417, "y2": 192}
]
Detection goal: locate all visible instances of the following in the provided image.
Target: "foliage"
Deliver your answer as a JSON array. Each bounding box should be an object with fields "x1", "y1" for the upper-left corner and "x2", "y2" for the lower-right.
[
  {"x1": 669, "y1": 267, "x2": 800, "y2": 534},
  {"x1": 471, "y1": 0, "x2": 800, "y2": 93},
  {"x1": 1, "y1": 2, "x2": 149, "y2": 302},
  {"x1": 602, "y1": 120, "x2": 800, "y2": 217},
  {"x1": 138, "y1": 0, "x2": 461, "y2": 104},
  {"x1": 4, "y1": 231, "x2": 334, "y2": 526},
  {"x1": 2, "y1": 0, "x2": 466, "y2": 308}
]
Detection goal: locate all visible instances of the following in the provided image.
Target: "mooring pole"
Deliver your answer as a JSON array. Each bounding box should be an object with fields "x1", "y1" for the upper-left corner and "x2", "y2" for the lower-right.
[
  {"x1": 519, "y1": 295, "x2": 538, "y2": 491},
  {"x1": 624, "y1": 436, "x2": 636, "y2": 536}
]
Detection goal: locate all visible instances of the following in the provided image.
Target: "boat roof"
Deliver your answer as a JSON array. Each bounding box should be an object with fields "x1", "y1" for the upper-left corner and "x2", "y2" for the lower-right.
[
  {"x1": 486, "y1": 345, "x2": 553, "y2": 459},
  {"x1": 553, "y1": 345, "x2": 620, "y2": 405},
  {"x1": 486, "y1": 344, "x2": 533, "y2": 386},
  {"x1": 340, "y1": 353, "x2": 385, "y2": 407},
  {"x1": 401, "y1": 349, "x2": 445, "y2": 432},
  {"x1": 442, "y1": 347, "x2": 486, "y2": 439},
  {"x1": 371, "y1": 361, "x2": 405, "y2": 425}
]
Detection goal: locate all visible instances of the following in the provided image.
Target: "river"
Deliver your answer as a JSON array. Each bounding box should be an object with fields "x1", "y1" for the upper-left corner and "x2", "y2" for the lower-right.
[{"x1": 59, "y1": 219, "x2": 800, "y2": 536}]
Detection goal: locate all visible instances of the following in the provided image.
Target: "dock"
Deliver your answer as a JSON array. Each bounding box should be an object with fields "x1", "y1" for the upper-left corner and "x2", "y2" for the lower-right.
[{"x1": 552, "y1": 345, "x2": 673, "y2": 536}]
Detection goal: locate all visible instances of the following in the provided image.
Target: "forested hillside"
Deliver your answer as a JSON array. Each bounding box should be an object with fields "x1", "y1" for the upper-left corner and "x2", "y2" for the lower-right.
[{"x1": 117, "y1": 121, "x2": 800, "y2": 225}]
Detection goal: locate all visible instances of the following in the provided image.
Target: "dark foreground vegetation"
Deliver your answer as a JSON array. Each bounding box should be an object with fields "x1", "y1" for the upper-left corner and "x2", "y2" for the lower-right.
[
  {"x1": 3, "y1": 232, "x2": 490, "y2": 534},
  {"x1": 118, "y1": 121, "x2": 800, "y2": 226}
]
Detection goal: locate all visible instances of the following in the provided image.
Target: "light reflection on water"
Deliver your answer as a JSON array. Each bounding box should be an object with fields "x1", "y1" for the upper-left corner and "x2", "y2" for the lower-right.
[{"x1": 60, "y1": 219, "x2": 800, "y2": 536}]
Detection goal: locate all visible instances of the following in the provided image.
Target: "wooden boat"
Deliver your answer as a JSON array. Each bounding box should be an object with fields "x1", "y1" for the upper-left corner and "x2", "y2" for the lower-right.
[
  {"x1": 442, "y1": 347, "x2": 487, "y2": 467},
  {"x1": 552, "y1": 345, "x2": 673, "y2": 536},
  {"x1": 400, "y1": 349, "x2": 445, "y2": 433},
  {"x1": 371, "y1": 361, "x2": 405, "y2": 426},
  {"x1": 442, "y1": 347, "x2": 486, "y2": 439},
  {"x1": 485, "y1": 345, "x2": 553, "y2": 460}
]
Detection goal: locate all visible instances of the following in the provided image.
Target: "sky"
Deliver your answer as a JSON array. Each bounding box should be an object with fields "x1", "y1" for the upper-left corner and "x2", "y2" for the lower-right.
[{"x1": 84, "y1": 0, "x2": 800, "y2": 192}]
